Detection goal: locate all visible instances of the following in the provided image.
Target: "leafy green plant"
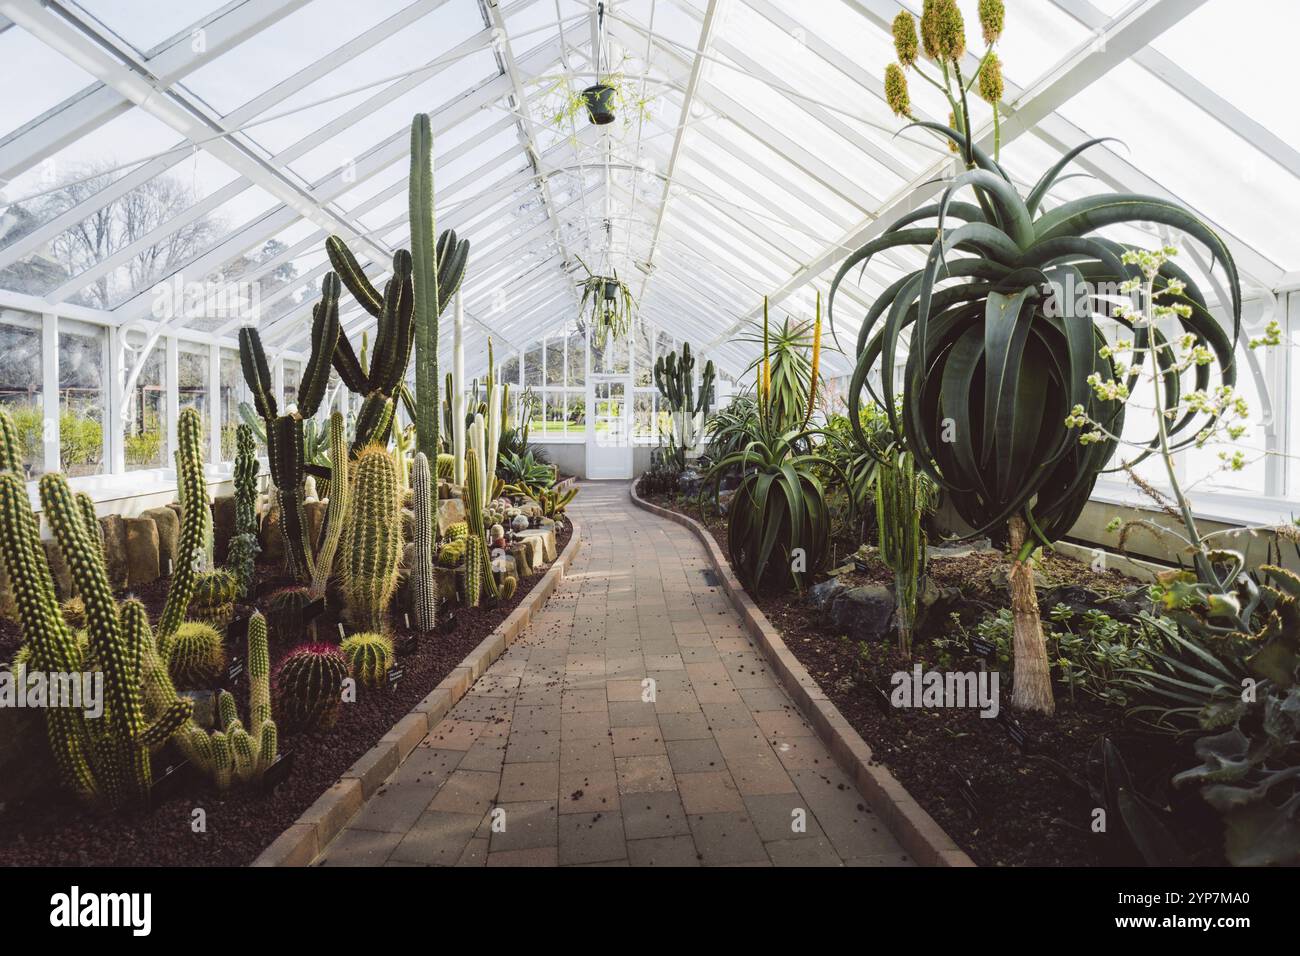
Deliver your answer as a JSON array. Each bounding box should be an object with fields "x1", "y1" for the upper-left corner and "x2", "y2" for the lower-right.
[
  {"x1": 498, "y1": 449, "x2": 555, "y2": 489},
  {"x1": 737, "y1": 304, "x2": 818, "y2": 434}
]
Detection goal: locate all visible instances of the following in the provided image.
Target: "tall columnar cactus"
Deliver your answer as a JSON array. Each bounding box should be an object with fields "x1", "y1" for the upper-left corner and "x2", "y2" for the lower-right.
[
  {"x1": 875, "y1": 449, "x2": 933, "y2": 656},
  {"x1": 452, "y1": 289, "x2": 466, "y2": 485},
  {"x1": 343, "y1": 444, "x2": 402, "y2": 631},
  {"x1": 410, "y1": 451, "x2": 437, "y2": 631},
  {"x1": 227, "y1": 423, "x2": 260, "y2": 597},
  {"x1": 157, "y1": 406, "x2": 209, "y2": 645},
  {"x1": 410, "y1": 111, "x2": 442, "y2": 465},
  {"x1": 464, "y1": 534, "x2": 484, "y2": 608},
  {"x1": 654, "y1": 342, "x2": 715, "y2": 458},
  {"x1": 0, "y1": 412, "x2": 193, "y2": 808},
  {"x1": 464, "y1": 447, "x2": 498, "y2": 602},
  {"x1": 310, "y1": 411, "x2": 351, "y2": 600},
  {"x1": 239, "y1": 273, "x2": 341, "y2": 581},
  {"x1": 392, "y1": 423, "x2": 412, "y2": 493}
]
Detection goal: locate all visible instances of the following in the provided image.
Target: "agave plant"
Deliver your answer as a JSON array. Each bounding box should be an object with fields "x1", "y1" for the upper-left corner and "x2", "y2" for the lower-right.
[
  {"x1": 829, "y1": 126, "x2": 1241, "y2": 714},
  {"x1": 498, "y1": 449, "x2": 555, "y2": 489}
]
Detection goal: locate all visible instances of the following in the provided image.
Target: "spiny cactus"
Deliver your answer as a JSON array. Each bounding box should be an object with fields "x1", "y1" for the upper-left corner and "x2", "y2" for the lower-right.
[
  {"x1": 239, "y1": 273, "x2": 340, "y2": 580},
  {"x1": 410, "y1": 452, "x2": 437, "y2": 631},
  {"x1": 875, "y1": 449, "x2": 932, "y2": 656},
  {"x1": 437, "y1": 538, "x2": 466, "y2": 568},
  {"x1": 539, "y1": 486, "x2": 578, "y2": 520},
  {"x1": 227, "y1": 422, "x2": 260, "y2": 598},
  {"x1": 445, "y1": 521, "x2": 468, "y2": 541},
  {"x1": 163, "y1": 621, "x2": 226, "y2": 689},
  {"x1": 464, "y1": 533, "x2": 483, "y2": 608},
  {"x1": 340, "y1": 631, "x2": 394, "y2": 688},
  {"x1": 436, "y1": 453, "x2": 455, "y2": 480},
  {"x1": 60, "y1": 596, "x2": 87, "y2": 631},
  {"x1": 464, "y1": 447, "x2": 499, "y2": 602},
  {"x1": 0, "y1": 411, "x2": 192, "y2": 808},
  {"x1": 343, "y1": 444, "x2": 402, "y2": 631},
  {"x1": 275, "y1": 643, "x2": 349, "y2": 730},
  {"x1": 500, "y1": 575, "x2": 517, "y2": 600},
  {"x1": 189, "y1": 568, "x2": 238, "y2": 629},
  {"x1": 157, "y1": 407, "x2": 210, "y2": 645},
  {"x1": 654, "y1": 343, "x2": 715, "y2": 459},
  {"x1": 310, "y1": 411, "x2": 351, "y2": 599},
  {"x1": 265, "y1": 585, "x2": 313, "y2": 645}
]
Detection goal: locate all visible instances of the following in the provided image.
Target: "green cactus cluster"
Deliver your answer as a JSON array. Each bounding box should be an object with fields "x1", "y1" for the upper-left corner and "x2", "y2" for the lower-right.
[
  {"x1": 539, "y1": 486, "x2": 578, "y2": 520},
  {"x1": 162, "y1": 621, "x2": 226, "y2": 689},
  {"x1": 175, "y1": 612, "x2": 278, "y2": 789},
  {"x1": 189, "y1": 569, "x2": 239, "y2": 629},
  {"x1": 157, "y1": 407, "x2": 211, "y2": 646},
  {"x1": 239, "y1": 273, "x2": 340, "y2": 581},
  {"x1": 275, "y1": 643, "x2": 349, "y2": 730},
  {"x1": 227, "y1": 422, "x2": 260, "y2": 598},
  {"x1": 437, "y1": 538, "x2": 466, "y2": 568},
  {"x1": 343, "y1": 444, "x2": 402, "y2": 631},
  {"x1": 654, "y1": 342, "x2": 715, "y2": 458},
  {"x1": 0, "y1": 409, "x2": 193, "y2": 809},
  {"x1": 265, "y1": 585, "x2": 313, "y2": 645},
  {"x1": 340, "y1": 632, "x2": 394, "y2": 688},
  {"x1": 444, "y1": 521, "x2": 468, "y2": 541},
  {"x1": 875, "y1": 449, "x2": 934, "y2": 656},
  {"x1": 410, "y1": 451, "x2": 437, "y2": 631},
  {"x1": 310, "y1": 411, "x2": 351, "y2": 600}
]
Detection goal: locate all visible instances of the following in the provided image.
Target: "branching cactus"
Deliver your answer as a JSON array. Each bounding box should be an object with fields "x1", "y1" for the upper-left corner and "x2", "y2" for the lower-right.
[
  {"x1": 227, "y1": 422, "x2": 260, "y2": 598},
  {"x1": 343, "y1": 444, "x2": 402, "y2": 631},
  {"x1": 464, "y1": 447, "x2": 499, "y2": 602},
  {"x1": 310, "y1": 411, "x2": 351, "y2": 600},
  {"x1": 410, "y1": 451, "x2": 437, "y2": 631},
  {"x1": 654, "y1": 343, "x2": 715, "y2": 457},
  {"x1": 157, "y1": 406, "x2": 210, "y2": 645},
  {"x1": 239, "y1": 273, "x2": 341, "y2": 581}
]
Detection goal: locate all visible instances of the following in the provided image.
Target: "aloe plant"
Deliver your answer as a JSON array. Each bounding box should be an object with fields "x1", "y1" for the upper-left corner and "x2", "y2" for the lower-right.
[{"x1": 829, "y1": 126, "x2": 1241, "y2": 713}]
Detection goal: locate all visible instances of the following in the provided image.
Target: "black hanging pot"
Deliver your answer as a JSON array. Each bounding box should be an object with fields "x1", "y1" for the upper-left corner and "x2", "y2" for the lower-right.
[
  {"x1": 602, "y1": 279, "x2": 619, "y2": 301},
  {"x1": 583, "y1": 84, "x2": 617, "y2": 125}
]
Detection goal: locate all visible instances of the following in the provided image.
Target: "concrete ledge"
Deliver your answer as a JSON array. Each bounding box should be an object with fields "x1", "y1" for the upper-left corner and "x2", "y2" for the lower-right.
[
  {"x1": 250, "y1": 519, "x2": 584, "y2": 867},
  {"x1": 629, "y1": 483, "x2": 974, "y2": 869}
]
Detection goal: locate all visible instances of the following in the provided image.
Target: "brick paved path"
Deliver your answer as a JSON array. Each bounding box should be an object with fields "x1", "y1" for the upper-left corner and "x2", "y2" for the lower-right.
[{"x1": 317, "y1": 482, "x2": 910, "y2": 867}]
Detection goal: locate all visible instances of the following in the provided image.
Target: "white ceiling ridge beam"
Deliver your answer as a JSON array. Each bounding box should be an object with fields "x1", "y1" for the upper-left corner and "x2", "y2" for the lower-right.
[
  {"x1": 606, "y1": 17, "x2": 877, "y2": 213},
  {"x1": 0, "y1": 0, "x2": 309, "y2": 183},
  {"x1": 705, "y1": 0, "x2": 1213, "y2": 350},
  {"x1": 635, "y1": 0, "x2": 717, "y2": 302}
]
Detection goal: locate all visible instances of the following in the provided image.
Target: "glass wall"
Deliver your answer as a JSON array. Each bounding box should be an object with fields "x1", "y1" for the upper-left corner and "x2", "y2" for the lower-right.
[
  {"x1": 178, "y1": 342, "x2": 210, "y2": 463},
  {"x1": 0, "y1": 310, "x2": 44, "y2": 478},
  {"x1": 219, "y1": 347, "x2": 245, "y2": 462},
  {"x1": 125, "y1": 344, "x2": 166, "y2": 471},
  {"x1": 58, "y1": 320, "x2": 106, "y2": 477}
]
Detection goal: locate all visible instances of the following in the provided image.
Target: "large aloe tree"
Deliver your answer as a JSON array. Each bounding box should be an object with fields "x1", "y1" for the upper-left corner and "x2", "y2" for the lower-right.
[{"x1": 829, "y1": 129, "x2": 1241, "y2": 714}]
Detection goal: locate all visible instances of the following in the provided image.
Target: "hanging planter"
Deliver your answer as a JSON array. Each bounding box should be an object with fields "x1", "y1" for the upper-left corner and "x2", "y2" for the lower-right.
[
  {"x1": 582, "y1": 84, "x2": 618, "y2": 125},
  {"x1": 575, "y1": 255, "x2": 636, "y2": 346}
]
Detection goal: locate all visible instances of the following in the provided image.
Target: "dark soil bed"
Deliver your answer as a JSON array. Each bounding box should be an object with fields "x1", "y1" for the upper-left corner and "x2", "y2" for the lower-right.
[
  {"x1": 638, "y1": 488, "x2": 1222, "y2": 867},
  {"x1": 0, "y1": 524, "x2": 570, "y2": 867}
]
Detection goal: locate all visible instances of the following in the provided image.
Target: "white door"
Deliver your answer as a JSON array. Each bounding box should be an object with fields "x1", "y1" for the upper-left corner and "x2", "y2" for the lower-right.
[{"x1": 586, "y1": 376, "x2": 632, "y2": 479}]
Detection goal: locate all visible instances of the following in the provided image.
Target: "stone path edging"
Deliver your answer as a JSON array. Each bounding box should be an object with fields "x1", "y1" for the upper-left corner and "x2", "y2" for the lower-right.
[
  {"x1": 628, "y1": 485, "x2": 974, "y2": 868},
  {"x1": 251, "y1": 521, "x2": 584, "y2": 867}
]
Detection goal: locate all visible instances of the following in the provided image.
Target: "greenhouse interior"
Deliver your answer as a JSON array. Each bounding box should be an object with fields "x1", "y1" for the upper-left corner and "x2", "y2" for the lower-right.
[{"x1": 0, "y1": 0, "x2": 1296, "y2": 890}]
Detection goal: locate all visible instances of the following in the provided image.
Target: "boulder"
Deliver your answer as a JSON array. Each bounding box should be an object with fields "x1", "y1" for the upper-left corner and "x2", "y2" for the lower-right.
[
  {"x1": 509, "y1": 541, "x2": 534, "y2": 578},
  {"x1": 437, "y1": 498, "x2": 466, "y2": 536},
  {"x1": 402, "y1": 541, "x2": 415, "y2": 571},
  {"x1": 304, "y1": 500, "x2": 328, "y2": 553},
  {"x1": 124, "y1": 517, "x2": 161, "y2": 587},
  {"x1": 516, "y1": 528, "x2": 555, "y2": 564},
  {"x1": 808, "y1": 576, "x2": 851, "y2": 612},
  {"x1": 98, "y1": 514, "x2": 129, "y2": 592},
  {"x1": 41, "y1": 539, "x2": 74, "y2": 600},
  {"x1": 212, "y1": 495, "x2": 236, "y2": 564},
  {"x1": 828, "y1": 585, "x2": 895, "y2": 642},
  {"x1": 438, "y1": 481, "x2": 463, "y2": 501},
  {"x1": 143, "y1": 506, "x2": 179, "y2": 576}
]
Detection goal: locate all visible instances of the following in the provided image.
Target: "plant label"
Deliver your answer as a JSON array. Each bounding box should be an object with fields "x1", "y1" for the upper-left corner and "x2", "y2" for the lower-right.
[{"x1": 996, "y1": 710, "x2": 1033, "y2": 754}]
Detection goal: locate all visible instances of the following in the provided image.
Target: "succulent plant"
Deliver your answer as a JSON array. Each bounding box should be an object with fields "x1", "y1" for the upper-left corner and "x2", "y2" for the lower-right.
[
  {"x1": 342, "y1": 444, "x2": 402, "y2": 632},
  {"x1": 60, "y1": 596, "x2": 86, "y2": 631},
  {"x1": 275, "y1": 643, "x2": 349, "y2": 730},
  {"x1": 445, "y1": 521, "x2": 468, "y2": 541},
  {"x1": 436, "y1": 453, "x2": 456, "y2": 480},
  {"x1": 437, "y1": 539, "x2": 466, "y2": 568},
  {"x1": 310, "y1": 411, "x2": 351, "y2": 600},
  {"x1": 499, "y1": 575, "x2": 517, "y2": 600},
  {"x1": 157, "y1": 406, "x2": 211, "y2": 646},
  {"x1": 189, "y1": 569, "x2": 239, "y2": 629},
  {"x1": 265, "y1": 585, "x2": 314, "y2": 645},
  {"x1": 464, "y1": 446, "x2": 498, "y2": 603},
  {"x1": 340, "y1": 631, "x2": 394, "y2": 688},
  {"x1": 464, "y1": 533, "x2": 483, "y2": 608},
  {"x1": 163, "y1": 621, "x2": 226, "y2": 689},
  {"x1": 227, "y1": 422, "x2": 261, "y2": 598}
]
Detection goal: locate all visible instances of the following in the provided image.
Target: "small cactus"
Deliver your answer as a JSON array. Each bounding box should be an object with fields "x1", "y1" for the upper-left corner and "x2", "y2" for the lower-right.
[
  {"x1": 342, "y1": 444, "x2": 402, "y2": 632},
  {"x1": 445, "y1": 521, "x2": 468, "y2": 541},
  {"x1": 340, "y1": 632, "x2": 394, "y2": 688},
  {"x1": 437, "y1": 539, "x2": 466, "y2": 568},
  {"x1": 163, "y1": 621, "x2": 226, "y2": 689},
  {"x1": 499, "y1": 575, "x2": 517, "y2": 600},
  {"x1": 189, "y1": 568, "x2": 239, "y2": 628},
  {"x1": 60, "y1": 596, "x2": 86, "y2": 631},
  {"x1": 435, "y1": 453, "x2": 455, "y2": 480},
  {"x1": 265, "y1": 585, "x2": 313, "y2": 645},
  {"x1": 410, "y1": 452, "x2": 436, "y2": 631},
  {"x1": 275, "y1": 643, "x2": 349, "y2": 730}
]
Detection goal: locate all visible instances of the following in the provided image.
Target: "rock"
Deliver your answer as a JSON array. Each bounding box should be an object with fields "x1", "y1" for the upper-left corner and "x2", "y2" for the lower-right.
[
  {"x1": 260, "y1": 502, "x2": 284, "y2": 566},
  {"x1": 492, "y1": 555, "x2": 516, "y2": 578},
  {"x1": 438, "y1": 481, "x2": 463, "y2": 501},
  {"x1": 927, "y1": 537, "x2": 995, "y2": 559},
  {"x1": 212, "y1": 495, "x2": 236, "y2": 564},
  {"x1": 828, "y1": 585, "x2": 895, "y2": 642},
  {"x1": 437, "y1": 498, "x2": 466, "y2": 536},
  {"x1": 510, "y1": 542, "x2": 534, "y2": 578},
  {"x1": 809, "y1": 577, "x2": 851, "y2": 611},
  {"x1": 41, "y1": 539, "x2": 74, "y2": 600},
  {"x1": 717, "y1": 488, "x2": 735, "y2": 515},
  {"x1": 143, "y1": 506, "x2": 179, "y2": 576},
  {"x1": 124, "y1": 517, "x2": 161, "y2": 587},
  {"x1": 402, "y1": 541, "x2": 415, "y2": 571},
  {"x1": 303, "y1": 475, "x2": 318, "y2": 502},
  {"x1": 512, "y1": 535, "x2": 545, "y2": 574},
  {"x1": 98, "y1": 514, "x2": 129, "y2": 592},
  {"x1": 517, "y1": 528, "x2": 555, "y2": 562},
  {"x1": 304, "y1": 500, "x2": 328, "y2": 553},
  {"x1": 1038, "y1": 584, "x2": 1147, "y2": 623},
  {"x1": 677, "y1": 469, "x2": 704, "y2": 496}
]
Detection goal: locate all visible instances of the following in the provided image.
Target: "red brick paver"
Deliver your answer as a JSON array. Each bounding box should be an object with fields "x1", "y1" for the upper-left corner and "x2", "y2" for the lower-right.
[{"x1": 316, "y1": 482, "x2": 911, "y2": 867}]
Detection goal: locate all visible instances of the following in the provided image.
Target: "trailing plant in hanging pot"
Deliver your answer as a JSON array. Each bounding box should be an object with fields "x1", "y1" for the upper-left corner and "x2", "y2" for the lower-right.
[
  {"x1": 575, "y1": 256, "x2": 635, "y2": 345},
  {"x1": 583, "y1": 83, "x2": 618, "y2": 125}
]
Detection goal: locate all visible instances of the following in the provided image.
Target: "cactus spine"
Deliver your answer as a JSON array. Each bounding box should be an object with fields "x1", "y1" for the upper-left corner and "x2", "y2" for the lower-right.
[
  {"x1": 411, "y1": 451, "x2": 437, "y2": 631},
  {"x1": 343, "y1": 444, "x2": 402, "y2": 631},
  {"x1": 310, "y1": 411, "x2": 350, "y2": 599},
  {"x1": 163, "y1": 621, "x2": 225, "y2": 688},
  {"x1": 464, "y1": 446, "x2": 498, "y2": 602},
  {"x1": 875, "y1": 449, "x2": 931, "y2": 657},
  {"x1": 227, "y1": 423, "x2": 260, "y2": 598},
  {"x1": 464, "y1": 533, "x2": 483, "y2": 608}
]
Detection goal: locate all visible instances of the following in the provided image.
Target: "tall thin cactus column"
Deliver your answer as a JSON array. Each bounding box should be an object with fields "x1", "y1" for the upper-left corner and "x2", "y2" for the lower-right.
[
  {"x1": 453, "y1": 290, "x2": 466, "y2": 485},
  {"x1": 410, "y1": 451, "x2": 437, "y2": 630},
  {"x1": 464, "y1": 446, "x2": 498, "y2": 602},
  {"x1": 410, "y1": 112, "x2": 441, "y2": 464},
  {"x1": 310, "y1": 411, "x2": 351, "y2": 600},
  {"x1": 654, "y1": 342, "x2": 715, "y2": 460},
  {"x1": 157, "y1": 406, "x2": 209, "y2": 645},
  {"x1": 875, "y1": 449, "x2": 930, "y2": 657},
  {"x1": 227, "y1": 423, "x2": 260, "y2": 598},
  {"x1": 342, "y1": 445, "x2": 402, "y2": 632}
]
